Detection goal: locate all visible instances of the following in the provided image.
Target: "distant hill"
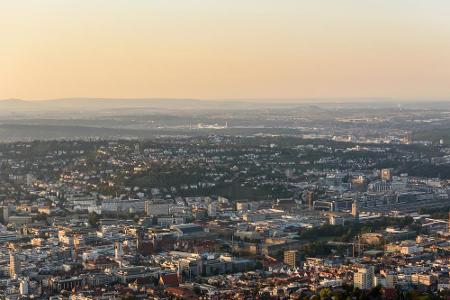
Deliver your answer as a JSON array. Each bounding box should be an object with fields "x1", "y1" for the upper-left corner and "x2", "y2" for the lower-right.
[
  {"x1": 0, "y1": 98, "x2": 281, "y2": 115},
  {"x1": 1, "y1": 98, "x2": 450, "y2": 116}
]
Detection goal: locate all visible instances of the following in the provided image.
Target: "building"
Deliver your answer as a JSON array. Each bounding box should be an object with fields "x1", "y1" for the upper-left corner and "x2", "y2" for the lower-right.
[
  {"x1": 0, "y1": 205, "x2": 9, "y2": 224},
  {"x1": 351, "y1": 201, "x2": 359, "y2": 220},
  {"x1": 159, "y1": 273, "x2": 180, "y2": 287},
  {"x1": 145, "y1": 201, "x2": 170, "y2": 216},
  {"x1": 156, "y1": 216, "x2": 185, "y2": 227},
  {"x1": 236, "y1": 202, "x2": 249, "y2": 211},
  {"x1": 50, "y1": 276, "x2": 85, "y2": 292},
  {"x1": 178, "y1": 256, "x2": 202, "y2": 279},
  {"x1": 114, "y1": 241, "x2": 123, "y2": 261},
  {"x1": 9, "y1": 252, "x2": 21, "y2": 278},
  {"x1": 112, "y1": 266, "x2": 159, "y2": 284},
  {"x1": 306, "y1": 191, "x2": 315, "y2": 210},
  {"x1": 101, "y1": 199, "x2": 145, "y2": 213},
  {"x1": 19, "y1": 278, "x2": 29, "y2": 296},
  {"x1": 283, "y1": 250, "x2": 299, "y2": 268},
  {"x1": 354, "y1": 266, "x2": 374, "y2": 290},
  {"x1": 171, "y1": 224, "x2": 204, "y2": 238},
  {"x1": 26, "y1": 173, "x2": 34, "y2": 186},
  {"x1": 8, "y1": 216, "x2": 32, "y2": 225},
  {"x1": 400, "y1": 244, "x2": 423, "y2": 255},
  {"x1": 326, "y1": 211, "x2": 355, "y2": 225},
  {"x1": 386, "y1": 274, "x2": 397, "y2": 288},
  {"x1": 134, "y1": 143, "x2": 140, "y2": 154},
  {"x1": 207, "y1": 203, "x2": 217, "y2": 217},
  {"x1": 273, "y1": 198, "x2": 296, "y2": 211},
  {"x1": 381, "y1": 169, "x2": 391, "y2": 181},
  {"x1": 411, "y1": 274, "x2": 435, "y2": 286}
]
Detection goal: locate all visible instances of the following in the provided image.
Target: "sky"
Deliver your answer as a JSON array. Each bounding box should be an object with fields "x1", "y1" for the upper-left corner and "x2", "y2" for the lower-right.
[{"x1": 1, "y1": 0, "x2": 450, "y2": 101}]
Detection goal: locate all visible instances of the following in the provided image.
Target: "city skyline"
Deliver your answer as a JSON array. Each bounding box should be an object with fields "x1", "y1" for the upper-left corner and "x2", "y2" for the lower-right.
[{"x1": 1, "y1": 2, "x2": 450, "y2": 299}]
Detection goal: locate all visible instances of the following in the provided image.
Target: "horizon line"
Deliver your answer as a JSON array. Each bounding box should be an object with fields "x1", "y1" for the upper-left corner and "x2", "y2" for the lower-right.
[{"x1": 2, "y1": 97, "x2": 450, "y2": 104}]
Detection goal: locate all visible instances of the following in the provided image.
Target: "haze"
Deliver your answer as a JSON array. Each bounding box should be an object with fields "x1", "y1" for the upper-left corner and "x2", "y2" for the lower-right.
[{"x1": 1, "y1": 0, "x2": 450, "y2": 101}]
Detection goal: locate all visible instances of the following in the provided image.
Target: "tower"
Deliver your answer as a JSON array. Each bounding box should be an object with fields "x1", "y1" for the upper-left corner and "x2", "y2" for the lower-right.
[
  {"x1": 385, "y1": 274, "x2": 397, "y2": 288},
  {"x1": 354, "y1": 266, "x2": 374, "y2": 290},
  {"x1": 0, "y1": 205, "x2": 9, "y2": 224},
  {"x1": 351, "y1": 201, "x2": 359, "y2": 220},
  {"x1": 114, "y1": 241, "x2": 123, "y2": 261},
  {"x1": 283, "y1": 250, "x2": 299, "y2": 268},
  {"x1": 26, "y1": 173, "x2": 34, "y2": 186},
  {"x1": 19, "y1": 278, "x2": 29, "y2": 296},
  {"x1": 136, "y1": 228, "x2": 145, "y2": 253},
  {"x1": 306, "y1": 191, "x2": 315, "y2": 210},
  {"x1": 207, "y1": 203, "x2": 217, "y2": 218},
  {"x1": 9, "y1": 251, "x2": 20, "y2": 278}
]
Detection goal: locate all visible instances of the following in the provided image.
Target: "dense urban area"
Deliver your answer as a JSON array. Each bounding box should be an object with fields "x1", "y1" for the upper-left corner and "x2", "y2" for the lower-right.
[{"x1": 0, "y1": 102, "x2": 449, "y2": 300}]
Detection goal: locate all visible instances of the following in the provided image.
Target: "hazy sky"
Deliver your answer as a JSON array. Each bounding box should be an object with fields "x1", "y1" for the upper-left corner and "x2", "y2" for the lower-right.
[{"x1": 1, "y1": 0, "x2": 450, "y2": 100}]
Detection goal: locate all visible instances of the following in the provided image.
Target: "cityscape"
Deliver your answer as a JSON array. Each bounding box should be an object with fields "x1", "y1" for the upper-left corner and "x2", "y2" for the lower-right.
[
  {"x1": 0, "y1": 104, "x2": 449, "y2": 299},
  {"x1": 1, "y1": 1, "x2": 450, "y2": 299}
]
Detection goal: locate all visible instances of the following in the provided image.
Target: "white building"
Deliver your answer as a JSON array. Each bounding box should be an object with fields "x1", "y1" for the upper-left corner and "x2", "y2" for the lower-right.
[
  {"x1": 19, "y1": 278, "x2": 29, "y2": 295},
  {"x1": 145, "y1": 201, "x2": 170, "y2": 216},
  {"x1": 207, "y1": 203, "x2": 217, "y2": 217}
]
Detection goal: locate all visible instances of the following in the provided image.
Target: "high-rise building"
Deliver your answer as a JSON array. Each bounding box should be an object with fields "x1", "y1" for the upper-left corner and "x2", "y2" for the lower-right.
[
  {"x1": 136, "y1": 228, "x2": 144, "y2": 252},
  {"x1": 114, "y1": 241, "x2": 123, "y2": 261},
  {"x1": 9, "y1": 252, "x2": 21, "y2": 278},
  {"x1": 134, "y1": 143, "x2": 140, "y2": 154},
  {"x1": 0, "y1": 205, "x2": 9, "y2": 224},
  {"x1": 285, "y1": 168, "x2": 294, "y2": 179},
  {"x1": 351, "y1": 201, "x2": 359, "y2": 220},
  {"x1": 385, "y1": 274, "x2": 397, "y2": 288},
  {"x1": 26, "y1": 173, "x2": 34, "y2": 186},
  {"x1": 284, "y1": 250, "x2": 299, "y2": 268},
  {"x1": 207, "y1": 203, "x2": 217, "y2": 217},
  {"x1": 306, "y1": 191, "x2": 315, "y2": 210},
  {"x1": 19, "y1": 278, "x2": 29, "y2": 295},
  {"x1": 354, "y1": 266, "x2": 374, "y2": 290}
]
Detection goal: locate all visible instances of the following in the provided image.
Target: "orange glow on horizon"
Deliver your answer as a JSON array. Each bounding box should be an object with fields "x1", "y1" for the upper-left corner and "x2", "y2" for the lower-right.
[{"x1": 1, "y1": 0, "x2": 450, "y2": 100}]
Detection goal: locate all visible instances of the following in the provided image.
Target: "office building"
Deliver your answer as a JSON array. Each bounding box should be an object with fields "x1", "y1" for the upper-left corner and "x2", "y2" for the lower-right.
[
  {"x1": 354, "y1": 266, "x2": 374, "y2": 290},
  {"x1": 351, "y1": 201, "x2": 359, "y2": 220},
  {"x1": 9, "y1": 252, "x2": 21, "y2": 278},
  {"x1": 114, "y1": 241, "x2": 123, "y2": 261},
  {"x1": 284, "y1": 250, "x2": 299, "y2": 268}
]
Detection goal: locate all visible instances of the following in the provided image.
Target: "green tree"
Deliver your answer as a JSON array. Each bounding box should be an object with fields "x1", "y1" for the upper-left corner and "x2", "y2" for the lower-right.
[
  {"x1": 320, "y1": 288, "x2": 331, "y2": 299},
  {"x1": 88, "y1": 212, "x2": 99, "y2": 228}
]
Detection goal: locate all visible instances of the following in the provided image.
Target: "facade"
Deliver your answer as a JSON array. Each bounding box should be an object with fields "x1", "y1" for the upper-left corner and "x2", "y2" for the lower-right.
[
  {"x1": 207, "y1": 203, "x2": 217, "y2": 217},
  {"x1": 9, "y1": 252, "x2": 21, "y2": 278},
  {"x1": 354, "y1": 266, "x2": 374, "y2": 290},
  {"x1": 283, "y1": 250, "x2": 299, "y2": 268},
  {"x1": 145, "y1": 201, "x2": 170, "y2": 216},
  {"x1": 171, "y1": 224, "x2": 204, "y2": 238},
  {"x1": 351, "y1": 201, "x2": 359, "y2": 219},
  {"x1": 381, "y1": 169, "x2": 392, "y2": 181},
  {"x1": 0, "y1": 205, "x2": 9, "y2": 224},
  {"x1": 114, "y1": 241, "x2": 123, "y2": 260}
]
